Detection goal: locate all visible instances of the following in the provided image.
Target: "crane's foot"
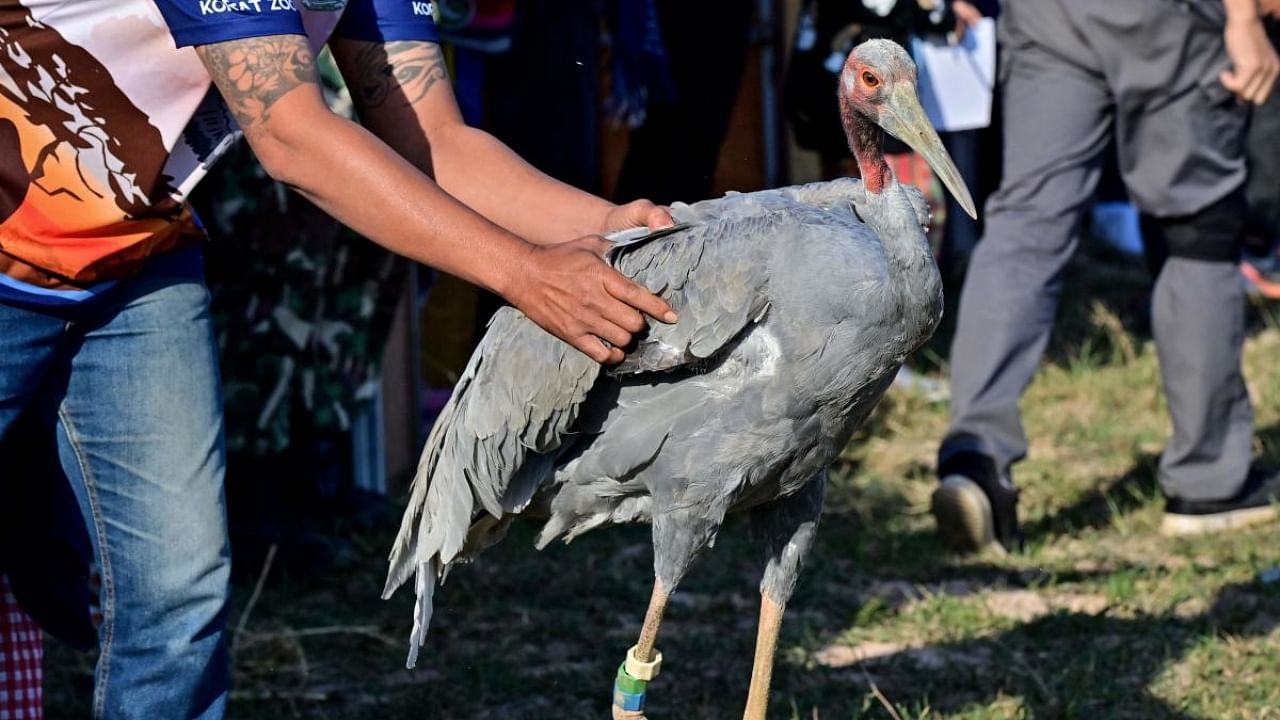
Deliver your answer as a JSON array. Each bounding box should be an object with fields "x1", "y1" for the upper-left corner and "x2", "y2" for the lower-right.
[{"x1": 612, "y1": 645, "x2": 662, "y2": 720}]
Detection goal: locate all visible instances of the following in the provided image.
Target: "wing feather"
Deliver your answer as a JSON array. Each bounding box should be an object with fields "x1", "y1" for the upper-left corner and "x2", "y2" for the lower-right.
[{"x1": 609, "y1": 208, "x2": 825, "y2": 375}]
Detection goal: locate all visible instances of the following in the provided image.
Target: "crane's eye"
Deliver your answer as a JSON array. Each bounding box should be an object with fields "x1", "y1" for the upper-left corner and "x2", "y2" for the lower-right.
[{"x1": 861, "y1": 71, "x2": 880, "y2": 88}]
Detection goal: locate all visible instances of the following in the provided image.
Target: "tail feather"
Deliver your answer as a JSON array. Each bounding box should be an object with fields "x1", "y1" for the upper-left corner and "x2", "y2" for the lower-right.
[
  {"x1": 383, "y1": 383, "x2": 476, "y2": 656},
  {"x1": 382, "y1": 407, "x2": 452, "y2": 598},
  {"x1": 404, "y1": 559, "x2": 437, "y2": 669},
  {"x1": 387, "y1": 432, "x2": 473, "y2": 666}
]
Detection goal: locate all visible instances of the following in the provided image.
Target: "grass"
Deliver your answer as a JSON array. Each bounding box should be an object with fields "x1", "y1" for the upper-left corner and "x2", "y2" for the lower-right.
[{"x1": 43, "y1": 246, "x2": 1280, "y2": 719}]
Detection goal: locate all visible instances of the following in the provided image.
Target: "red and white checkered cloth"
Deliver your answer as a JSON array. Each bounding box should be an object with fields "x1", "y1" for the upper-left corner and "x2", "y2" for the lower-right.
[{"x1": 0, "y1": 574, "x2": 41, "y2": 720}]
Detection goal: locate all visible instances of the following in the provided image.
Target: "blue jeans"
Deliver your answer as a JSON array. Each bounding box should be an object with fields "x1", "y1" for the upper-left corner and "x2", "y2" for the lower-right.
[{"x1": 0, "y1": 250, "x2": 230, "y2": 719}]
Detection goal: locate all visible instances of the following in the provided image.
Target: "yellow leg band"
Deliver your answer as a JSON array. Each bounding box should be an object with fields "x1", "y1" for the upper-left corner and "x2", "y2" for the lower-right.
[{"x1": 624, "y1": 645, "x2": 663, "y2": 681}]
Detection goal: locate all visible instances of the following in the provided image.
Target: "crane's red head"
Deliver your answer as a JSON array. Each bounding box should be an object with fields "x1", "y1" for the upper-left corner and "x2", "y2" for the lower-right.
[
  {"x1": 839, "y1": 40, "x2": 916, "y2": 127},
  {"x1": 838, "y1": 40, "x2": 976, "y2": 218}
]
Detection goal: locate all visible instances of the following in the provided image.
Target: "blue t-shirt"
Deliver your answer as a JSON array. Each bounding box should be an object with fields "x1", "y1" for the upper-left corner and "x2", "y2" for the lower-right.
[
  {"x1": 154, "y1": 0, "x2": 440, "y2": 47},
  {"x1": 0, "y1": 0, "x2": 437, "y2": 307}
]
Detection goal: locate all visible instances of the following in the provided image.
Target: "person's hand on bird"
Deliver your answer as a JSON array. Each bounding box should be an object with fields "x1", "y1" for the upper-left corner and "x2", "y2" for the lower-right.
[
  {"x1": 601, "y1": 198, "x2": 676, "y2": 235},
  {"x1": 508, "y1": 235, "x2": 677, "y2": 365},
  {"x1": 951, "y1": 0, "x2": 984, "y2": 41},
  {"x1": 1222, "y1": 3, "x2": 1280, "y2": 104}
]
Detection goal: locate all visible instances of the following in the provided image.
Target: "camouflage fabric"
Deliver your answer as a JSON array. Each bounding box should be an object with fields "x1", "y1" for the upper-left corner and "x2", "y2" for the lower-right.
[
  {"x1": 185, "y1": 52, "x2": 412, "y2": 457},
  {"x1": 191, "y1": 142, "x2": 407, "y2": 456}
]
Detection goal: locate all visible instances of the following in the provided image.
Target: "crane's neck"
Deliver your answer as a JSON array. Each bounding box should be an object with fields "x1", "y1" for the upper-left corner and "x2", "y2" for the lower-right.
[
  {"x1": 842, "y1": 103, "x2": 941, "y2": 333},
  {"x1": 838, "y1": 87, "x2": 944, "y2": 348},
  {"x1": 845, "y1": 109, "x2": 891, "y2": 196}
]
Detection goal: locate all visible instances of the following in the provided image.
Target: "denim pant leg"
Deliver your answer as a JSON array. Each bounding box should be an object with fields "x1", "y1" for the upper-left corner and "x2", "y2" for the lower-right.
[{"x1": 53, "y1": 254, "x2": 230, "y2": 720}]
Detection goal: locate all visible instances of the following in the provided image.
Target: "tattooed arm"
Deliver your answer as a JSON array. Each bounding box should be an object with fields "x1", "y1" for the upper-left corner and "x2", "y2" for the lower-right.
[
  {"x1": 195, "y1": 34, "x2": 675, "y2": 363},
  {"x1": 328, "y1": 38, "x2": 673, "y2": 245}
]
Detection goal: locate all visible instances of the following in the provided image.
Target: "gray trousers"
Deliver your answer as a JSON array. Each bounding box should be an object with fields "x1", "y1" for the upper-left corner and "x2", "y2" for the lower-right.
[{"x1": 941, "y1": 0, "x2": 1253, "y2": 501}]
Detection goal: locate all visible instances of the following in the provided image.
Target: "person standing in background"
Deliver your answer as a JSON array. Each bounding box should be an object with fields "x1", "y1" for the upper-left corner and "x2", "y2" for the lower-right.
[{"x1": 931, "y1": 0, "x2": 1280, "y2": 553}]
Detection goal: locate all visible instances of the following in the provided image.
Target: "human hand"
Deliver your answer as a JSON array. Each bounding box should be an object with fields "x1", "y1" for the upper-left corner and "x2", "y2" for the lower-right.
[
  {"x1": 1262, "y1": 0, "x2": 1280, "y2": 18},
  {"x1": 1222, "y1": 14, "x2": 1280, "y2": 104},
  {"x1": 509, "y1": 235, "x2": 677, "y2": 364},
  {"x1": 601, "y1": 199, "x2": 675, "y2": 235},
  {"x1": 951, "y1": 0, "x2": 983, "y2": 41}
]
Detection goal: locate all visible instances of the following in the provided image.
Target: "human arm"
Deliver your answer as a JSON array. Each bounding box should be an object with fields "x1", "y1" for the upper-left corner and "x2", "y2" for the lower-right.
[
  {"x1": 328, "y1": 38, "x2": 671, "y2": 244},
  {"x1": 194, "y1": 34, "x2": 674, "y2": 363},
  {"x1": 950, "y1": 1, "x2": 984, "y2": 41},
  {"x1": 1221, "y1": 0, "x2": 1279, "y2": 103}
]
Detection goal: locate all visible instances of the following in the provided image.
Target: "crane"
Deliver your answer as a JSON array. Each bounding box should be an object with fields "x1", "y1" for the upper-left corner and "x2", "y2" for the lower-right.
[{"x1": 383, "y1": 39, "x2": 976, "y2": 720}]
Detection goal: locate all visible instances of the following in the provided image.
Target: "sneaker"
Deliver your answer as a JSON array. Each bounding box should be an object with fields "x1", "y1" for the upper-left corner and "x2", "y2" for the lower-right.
[
  {"x1": 1161, "y1": 468, "x2": 1280, "y2": 536},
  {"x1": 932, "y1": 452, "x2": 1022, "y2": 554}
]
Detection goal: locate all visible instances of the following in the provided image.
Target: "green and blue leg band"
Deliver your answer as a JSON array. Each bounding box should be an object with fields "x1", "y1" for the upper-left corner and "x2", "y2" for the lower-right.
[{"x1": 613, "y1": 663, "x2": 648, "y2": 712}]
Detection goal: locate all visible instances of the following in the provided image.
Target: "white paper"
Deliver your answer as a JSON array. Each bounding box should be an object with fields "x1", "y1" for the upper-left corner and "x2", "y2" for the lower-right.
[{"x1": 911, "y1": 18, "x2": 997, "y2": 132}]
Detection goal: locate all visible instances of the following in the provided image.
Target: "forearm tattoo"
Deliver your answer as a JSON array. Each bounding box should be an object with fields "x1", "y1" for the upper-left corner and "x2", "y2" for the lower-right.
[
  {"x1": 197, "y1": 36, "x2": 319, "y2": 129},
  {"x1": 348, "y1": 41, "x2": 448, "y2": 110}
]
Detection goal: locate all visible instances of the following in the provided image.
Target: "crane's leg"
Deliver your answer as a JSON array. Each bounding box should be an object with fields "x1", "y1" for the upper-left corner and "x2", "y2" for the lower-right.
[
  {"x1": 743, "y1": 474, "x2": 825, "y2": 720},
  {"x1": 611, "y1": 579, "x2": 670, "y2": 720},
  {"x1": 633, "y1": 578, "x2": 670, "y2": 662},
  {"x1": 612, "y1": 499, "x2": 727, "y2": 719}
]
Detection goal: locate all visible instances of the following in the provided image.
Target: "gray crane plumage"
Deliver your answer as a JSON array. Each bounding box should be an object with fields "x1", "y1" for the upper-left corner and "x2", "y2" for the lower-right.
[
  {"x1": 384, "y1": 175, "x2": 939, "y2": 666},
  {"x1": 381, "y1": 42, "x2": 976, "y2": 713}
]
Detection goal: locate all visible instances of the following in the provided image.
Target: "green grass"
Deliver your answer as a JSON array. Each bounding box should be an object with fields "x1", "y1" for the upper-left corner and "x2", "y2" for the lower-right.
[{"x1": 43, "y1": 249, "x2": 1280, "y2": 719}]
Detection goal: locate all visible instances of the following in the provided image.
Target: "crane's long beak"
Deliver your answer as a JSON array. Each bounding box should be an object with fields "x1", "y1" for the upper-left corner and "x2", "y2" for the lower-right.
[{"x1": 879, "y1": 84, "x2": 978, "y2": 220}]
